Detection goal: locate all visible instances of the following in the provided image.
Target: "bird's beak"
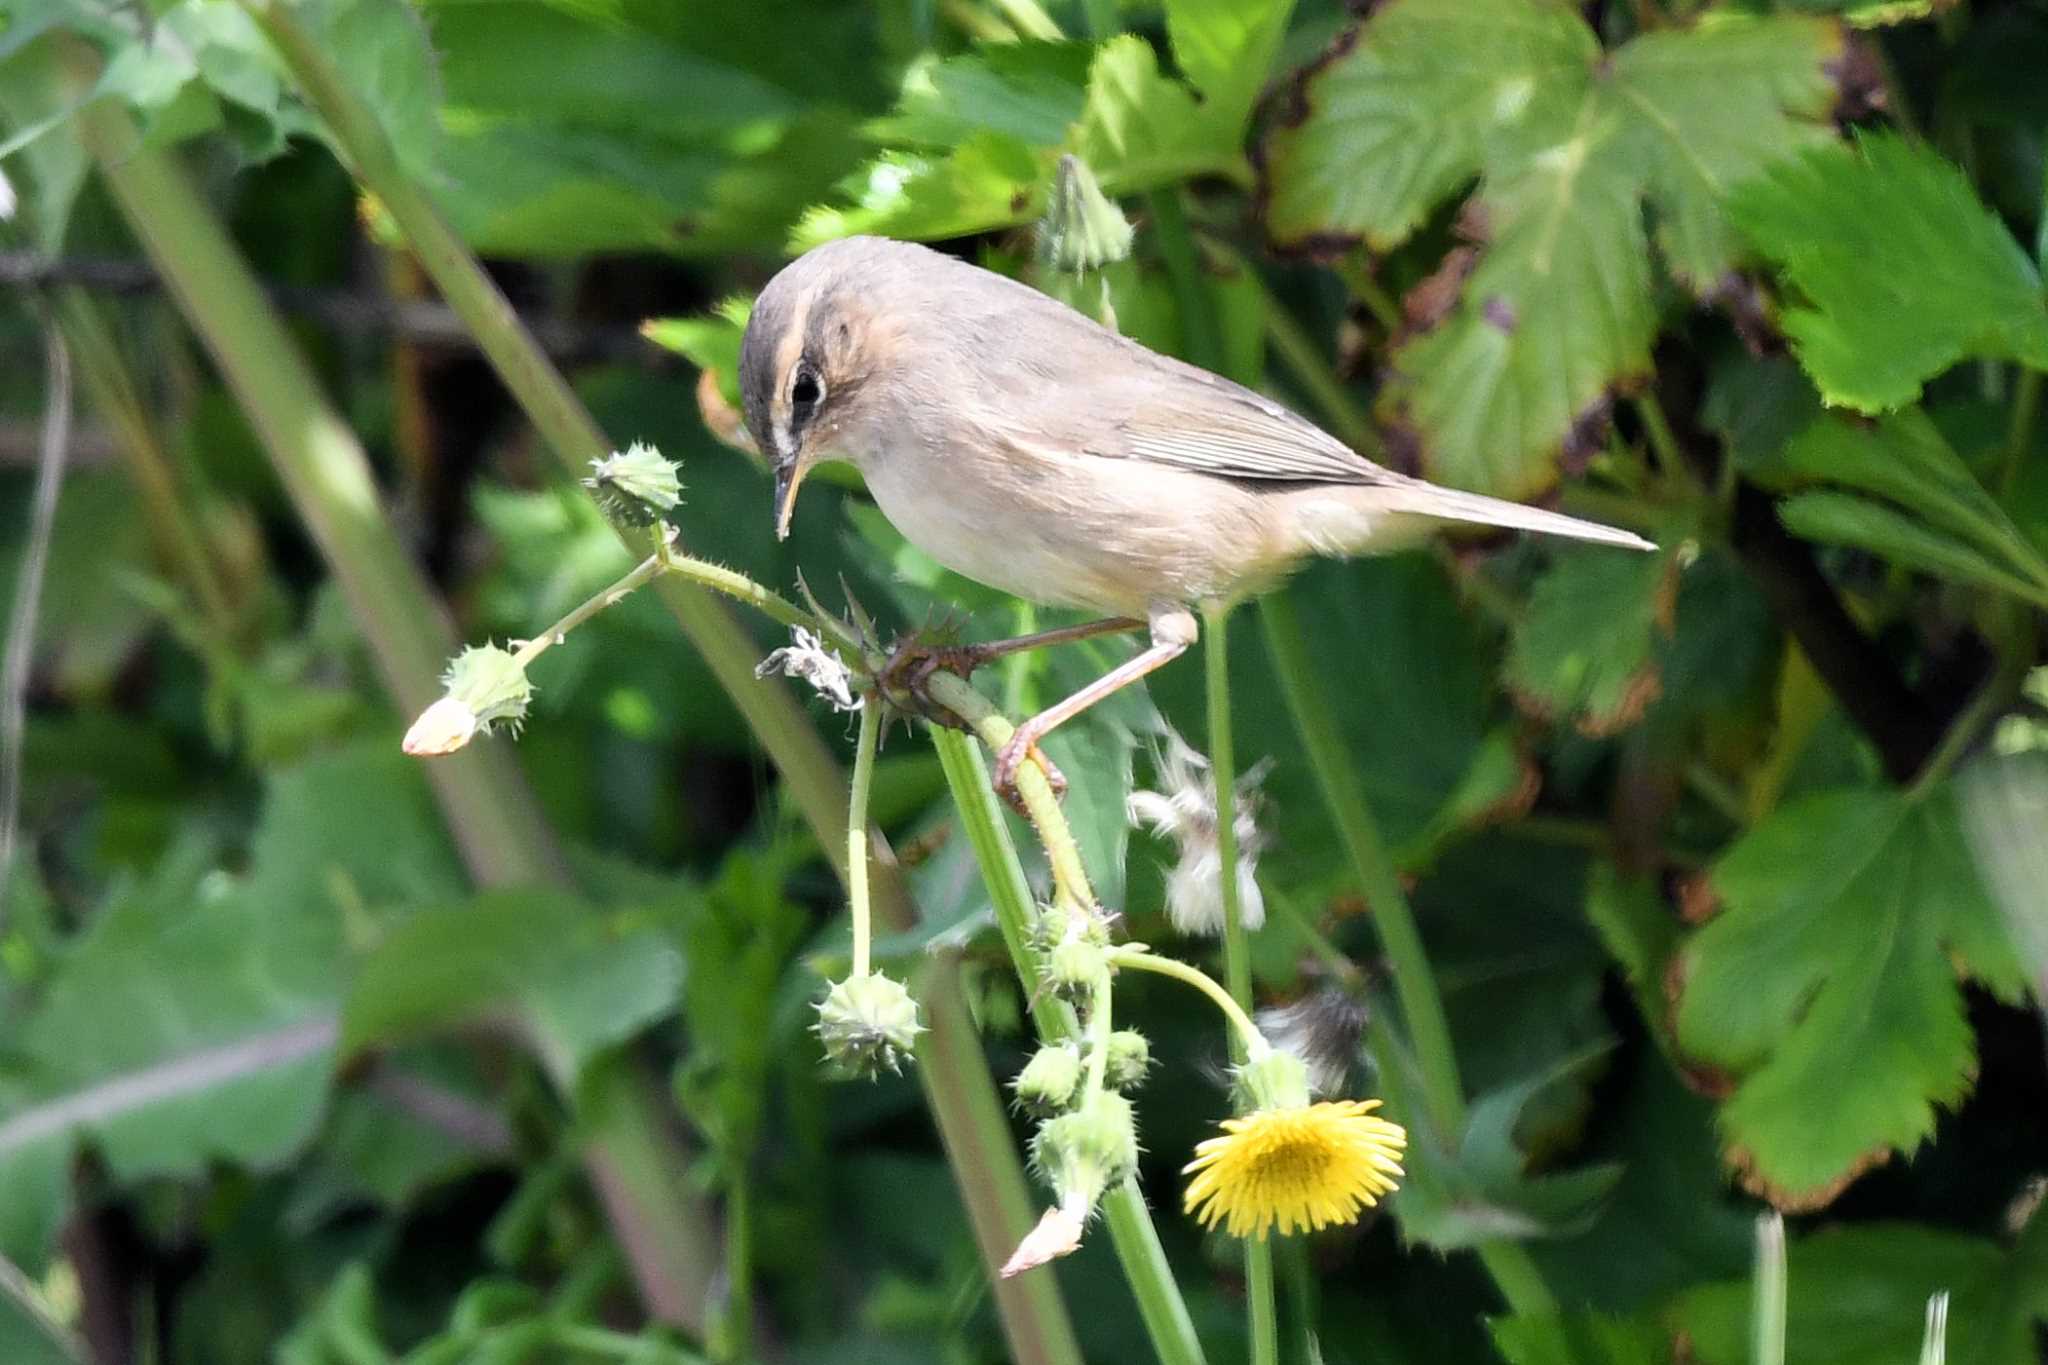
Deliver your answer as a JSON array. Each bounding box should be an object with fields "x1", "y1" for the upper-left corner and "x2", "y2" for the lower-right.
[{"x1": 772, "y1": 460, "x2": 806, "y2": 542}]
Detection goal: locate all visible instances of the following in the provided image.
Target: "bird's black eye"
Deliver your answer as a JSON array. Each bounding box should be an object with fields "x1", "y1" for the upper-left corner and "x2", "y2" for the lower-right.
[{"x1": 792, "y1": 369, "x2": 821, "y2": 409}]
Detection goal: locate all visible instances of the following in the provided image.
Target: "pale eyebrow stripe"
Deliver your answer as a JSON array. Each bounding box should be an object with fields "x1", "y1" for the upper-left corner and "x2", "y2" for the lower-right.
[{"x1": 770, "y1": 283, "x2": 819, "y2": 460}]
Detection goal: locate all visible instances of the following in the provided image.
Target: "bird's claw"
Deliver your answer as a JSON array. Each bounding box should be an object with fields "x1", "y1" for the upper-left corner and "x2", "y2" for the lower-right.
[
  {"x1": 874, "y1": 634, "x2": 987, "y2": 730},
  {"x1": 994, "y1": 729, "x2": 1067, "y2": 814}
]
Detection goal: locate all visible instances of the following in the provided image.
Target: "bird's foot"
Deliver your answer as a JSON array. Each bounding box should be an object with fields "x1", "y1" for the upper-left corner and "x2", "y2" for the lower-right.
[
  {"x1": 873, "y1": 631, "x2": 988, "y2": 731},
  {"x1": 993, "y1": 724, "x2": 1067, "y2": 814}
]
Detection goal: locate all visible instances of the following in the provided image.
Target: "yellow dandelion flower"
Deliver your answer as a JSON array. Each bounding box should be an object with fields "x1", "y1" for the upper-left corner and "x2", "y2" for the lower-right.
[{"x1": 1183, "y1": 1099, "x2": 1406, "y2": 1239}]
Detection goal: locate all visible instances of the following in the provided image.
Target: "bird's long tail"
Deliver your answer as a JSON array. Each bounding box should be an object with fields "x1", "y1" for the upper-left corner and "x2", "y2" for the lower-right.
[{"x1": 1375, "y1": 479, "x2": 1656, "y2": 552}]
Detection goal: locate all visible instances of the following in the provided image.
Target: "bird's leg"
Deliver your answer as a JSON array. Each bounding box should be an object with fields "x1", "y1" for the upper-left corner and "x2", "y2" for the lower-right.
[
  {"x1": 993, "y1": 607, "x2": 1196, "y2": 806},
  {"x1": 877, "y1": 616, "x2": 1144, "y2": 721}
]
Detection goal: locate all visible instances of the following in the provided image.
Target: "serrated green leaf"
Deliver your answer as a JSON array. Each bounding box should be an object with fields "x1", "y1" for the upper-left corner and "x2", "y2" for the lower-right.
[
  {"x1": 1265, "y1": 0, "x2": 1838, "y2": 497},
  {"x1": 1729, "y1": 132, "x2": 2048, "y2": 412},
  {"x1": 1505, "y1": 548, "x2": 1673, "y2": 734},
  {"x1": 344, "y1": 890, "x2": 682, "y2": 1084},
  {"x1": 797, "y1": 16, "x2": 1260, "y2": 250},
  {"x1": 1675, "y1": 785, "x2": 2029, "y2": 1205},
  {"x1": 1674, "y1": 1221, "x2": 2048, "y2": 1365},
  {"x1": 868, "y1": 41, "x2": 1092, "y2": 148}
]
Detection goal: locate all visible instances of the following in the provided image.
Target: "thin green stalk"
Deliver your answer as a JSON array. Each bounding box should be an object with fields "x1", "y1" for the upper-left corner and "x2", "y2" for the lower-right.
[
  {"x1": 847, "y1": 699, "x2": 882, "y2": 979},
  {"x1": 56, "y1": 289, "x2": 238, "y2": 640},
  {"x1": 1111, "y1": 949, "x2": 1264, "y2": 1054},
  {"x1": 1149, "y1": 189, "x2": 1226, "y2": 374},
  {"x1": 1257, "y1": 594, "x2": 1461, "y2": 1127},
  {"x1": 1258, "y1": 591, "x2": 1559, "y2": 1317},
  {"x1": 1753, "y1": 1214, "x2": 1787, "y2": 1365},
  {"x1": 931, "y1": 728, "x2": 1208, "y2": 1365},
  {"x1": 72, "y1": 93, "x2": 718, "y2": 1329},
  {"x1": 243, "y1": 17, "x2": 1082, "y2": 1357},
  {"x1": 1201, "y1": 603, "x2": 1278, "y2": 1365},
  {"x1": 2001, "y1": 367, "x2": 2042, "y2": 500}
]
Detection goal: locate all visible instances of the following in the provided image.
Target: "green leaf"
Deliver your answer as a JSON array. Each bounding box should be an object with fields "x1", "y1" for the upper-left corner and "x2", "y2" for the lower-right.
[
  {"x1": 1489, "y1": 1311, "x2": 1667, "y2": 1365},
  {"x1": 1263, "y1": 0, "x2": 1839, "y2": 497},
  {"x1": 1777, "y1": 409, "x2": 2048, "y2": 604},
  {"x1": 797, "y1": 14, "x2": 1264, "y2": 249},
  {"x1": 1393, "y1": 1044, "x2": 1623, "y2": 1251},
  {"x1": 1505, "y1": 548, "x2": 1674, "y2": 735},
  {"x1": 1729, "y1": 132, "x2": 2048, "y2": 412},
  {"x1": 344, "y1": 890, "x2": 682, "y2": 1085},
  {"x1": 1674, "y1": 1221, "x2": 2048, "y2": 1365},
  {"x1": 1674, "y1": 784, "x2": 2029, "y2": 1207},
  {"x1": 420, "y1": 0, "x2": 871, "y2": 255},
  {"x1": 0, "y1": 745, "x2": 464, "y2": 1264}
]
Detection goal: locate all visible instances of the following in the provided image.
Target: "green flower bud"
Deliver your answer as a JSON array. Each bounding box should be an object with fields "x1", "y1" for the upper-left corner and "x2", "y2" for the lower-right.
[
  {"x1": 1032, "y1": 1090, "x2": 1139, "y2": 1207},
  {"x1": 1037, "y1": 155, "x2": 1133, "y2": 276},
  {"x1": 1102, "y1": 1029, "x2": 1152, "y2": 1092},
  {"x1": 1013, "y1": 1044, "x2": 1084, "y2": 1114},
  {"x1": 1046, "y1": 938, "x2": 1108, "y2": 1002},
  {"x1": 1234, "y1": 1047, "x2": 1314, "y2": 1113},
  {"x1": 584, "y1": 441, "x2": 683, "y2": 528},
  {"x1": 814, "y1": 973, "x2": 922, "y2": 1078},
  {"x1": 403, "y1": 643, "x2": 533, "y2": 755}
]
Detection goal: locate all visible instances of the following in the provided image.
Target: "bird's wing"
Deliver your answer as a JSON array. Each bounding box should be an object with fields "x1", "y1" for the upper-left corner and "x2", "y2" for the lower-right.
[{"x1": 1083, "y1": 350, "x2": 1389, "y2": 485}]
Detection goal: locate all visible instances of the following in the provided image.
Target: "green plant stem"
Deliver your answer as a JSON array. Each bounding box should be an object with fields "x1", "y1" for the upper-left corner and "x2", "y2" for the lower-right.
[
  {"x1": 1110, "y1": 950, "x2": 1264, "y2": 1054},
  {"x1": 930, "y1": 727, "x2": 1208, "y2": 1365},
  {"x1": 1753, "y1": 1213, "x2": 1787, "y2": 1365},
  {"x1": 1257, "y1": 591, "x2": 1559, "y2": 1317},
  {"x1": 55, "y1": 290, "x2": 237, "y2": 641},
  {"x1": 243, "y1": 17, "x2": 1082, "y2": 1358},
  {"x1": 1149, "y1": 189, "x2": 1226, "y2": 374},
  {"x1": 847, "y1": 699, "x2": 882, "y2": 979},
  {"x1": 2001, "y1": 367, "x2": 2042, "y2": 500},
  {"x1": 509, "y1": 549, "x2": 672, "y2": 671},
  {"x1": 71, "y1": 93, "x2": 721, "y2": 1330},
  {"x1": 242, "y1": 0, "x2": 849, "y2": 870},
  {"x1": 1202, "y1": 603, "x2": 1278, "y2": 1365}
]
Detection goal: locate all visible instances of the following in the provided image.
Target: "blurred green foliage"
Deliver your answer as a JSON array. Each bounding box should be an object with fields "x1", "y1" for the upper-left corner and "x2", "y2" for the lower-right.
[{"x1": 2, "y1": 0, "x2": 2047, "y2": 1361}]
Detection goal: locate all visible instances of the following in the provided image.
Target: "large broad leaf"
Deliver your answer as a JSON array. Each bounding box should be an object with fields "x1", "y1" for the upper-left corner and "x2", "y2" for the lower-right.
[
  {"x1": 1674, "y1": 1221, "x2": 2048, "y2": 1365},
  {"x1": 1262, "y1": 0, "x2": 1840, "y2": 498},
  {"x1": 1673, "y1": 784, "x2": 2030, "y2": 1209},
  {"x1": 343, "y1": 890, "x2": 683, "y2": 1087},
  {"x1": 1505, "y1": 548, "x2": 1676, "y2": 736},
  {"x1": 1777, "y1": 409, "x2": 2048, "y2": 607},
  {"x1": 795, "y1": 0, "x2": 1290, "y2": 248},
  {"x1": 1728, "y1": 132, "x2": 2048, "y2": 413},
  {"x1": 415, "y1": 0, "x2": 872, "y2": 255},
  {"x1": 0, "y1": 745, "x2": 466, "y2": 1265}
]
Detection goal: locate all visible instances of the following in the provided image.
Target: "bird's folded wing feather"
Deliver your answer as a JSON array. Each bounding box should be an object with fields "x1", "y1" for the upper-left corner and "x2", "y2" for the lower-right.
[{"x1": 1085, "y1": 355, "x2": 1390, "y2": 485}]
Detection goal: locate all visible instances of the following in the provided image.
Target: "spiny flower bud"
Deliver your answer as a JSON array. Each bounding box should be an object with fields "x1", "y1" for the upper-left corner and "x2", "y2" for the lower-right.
[
  {"x1": 584, "y1": 441, "x2": 683, "y2": 528},
  {"x1": 1031, "y1": 1090, "x2": 1140, "y2": 1208},
  {"x1": 814, "y1": 973, "x2": 922, "y2": 1078},
  {"x1": 402, "y1": 643, "x2": 533, "y2": 756},
  {"x1": 1103, "y1": 1030, "x2": 1153, "y2": 1092},
  {"x1": 1037, "y1": 154, "x2": 1133, "y2": 276},
  {"x1": 1046, "y1": 938, "x2": 1109, "y2": 1003},
  {"x1": 1234, "y1": 1047, "x2": 1314, "y2": 1114},
  {"x1": 1013, "y1": 1044, "x2": 1084, "y2": 1115}
]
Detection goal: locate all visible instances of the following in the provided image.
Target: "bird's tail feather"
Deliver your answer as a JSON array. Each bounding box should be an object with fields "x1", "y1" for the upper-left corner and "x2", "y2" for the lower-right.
[{"x1": 1376, "y1": 481, "x2": 1656, "y2": 552}]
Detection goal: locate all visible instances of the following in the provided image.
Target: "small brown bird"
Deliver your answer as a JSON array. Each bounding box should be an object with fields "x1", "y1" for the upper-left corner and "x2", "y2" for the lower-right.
[{"x1": 739, "y1": 236, "x2": 1652, "y2": 793}]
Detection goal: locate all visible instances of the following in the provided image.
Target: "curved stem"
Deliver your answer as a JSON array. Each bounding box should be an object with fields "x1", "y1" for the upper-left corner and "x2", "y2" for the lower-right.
[{"x1": 1111, "y1": 950, "x2": 1267, "y2": 1057}]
